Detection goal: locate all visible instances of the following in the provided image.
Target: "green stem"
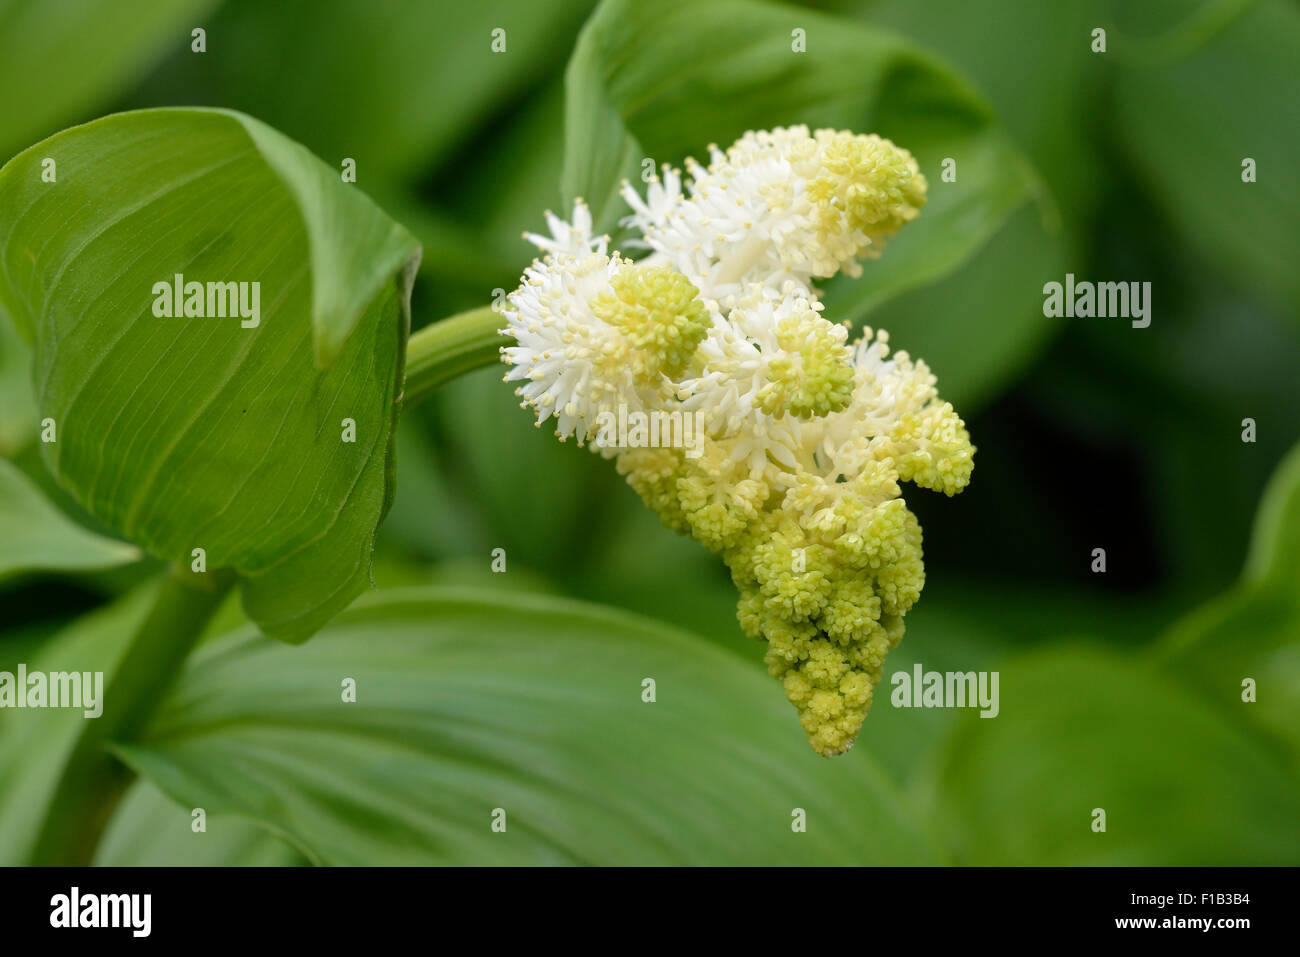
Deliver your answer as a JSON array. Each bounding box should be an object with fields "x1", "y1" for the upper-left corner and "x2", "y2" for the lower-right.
[
  {"x1": 30, "y1": 564, "x2": 235, "y2": 865},
  {"x1": 403, "y1": 305, "x2": 503, "y2": 407}
]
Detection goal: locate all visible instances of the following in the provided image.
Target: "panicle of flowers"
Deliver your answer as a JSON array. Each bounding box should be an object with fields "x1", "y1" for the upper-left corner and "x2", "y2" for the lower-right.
[{"x1": 499, "y1": 124, "x2": 973, "y2": 756}]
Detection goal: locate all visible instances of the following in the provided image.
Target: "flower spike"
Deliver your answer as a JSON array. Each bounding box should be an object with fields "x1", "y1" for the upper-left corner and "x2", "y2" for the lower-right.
[{"x1": 504, "y1": 126, "x2": 971, "y2": 756}]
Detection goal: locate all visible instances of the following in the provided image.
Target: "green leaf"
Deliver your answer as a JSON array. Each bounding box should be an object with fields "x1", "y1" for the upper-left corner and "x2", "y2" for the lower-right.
[
  {"x1": 0, "y1": 584, "x2": 157, "y2": 864},
  {"x1": 95, "y1": 779, "x2": 308, "y2": 866},
  {"x1": 0, "y1": 0, "x2": 219, "y2": 161},
  {"x1": 0, "y1": 568, "x2": 233, "y2": 865},
  {"x1": 1154, "y1": 441, "x2": 1300, "y2": 765},
  {"x1": 114, "y1": 588, "x2": 940, "y2": 865},
  {"x1": 931, "y1": 645, "x2": 1300, "y2": 865},
  {"x1": 235, "y1": 117, "x2": 423, "y2": 366},
  {"x1": 1113, "y1": 0, "x2": 1300, "y2": 313},
  {"x1": 562, "y1": 0, "x2": 1042, "y2": 323},
  {"x1": 130, "y1": 0, "x2": 596, "y2": 187},
  {"x1": 0, "y1": 108, "x2": 420, "y2": 642},
  {"x1": 1156, "y1": 588, "x2": 1300, "y2": 771},
  {"x1": 428, "y1": 365, "x2": 614, "y2": 571},
  {"x1": 814, "y1": 0, "x2": 1101, "y2": 410},
  {"x1": 0, "y1": 0, "x2": 217, "y2": 456},
  {"x1": 859, "y1": 0, "x2": 1108, "y2": 232},
  {"x1": 1243, "y1": 440, "x2": 1300, "y2": 591},
  {"x1": 0, "y1": 457, "x2": 141, "y2": 582},
  {"x1": 0, "y1": 318, "x2": 37, "y2": 457}
]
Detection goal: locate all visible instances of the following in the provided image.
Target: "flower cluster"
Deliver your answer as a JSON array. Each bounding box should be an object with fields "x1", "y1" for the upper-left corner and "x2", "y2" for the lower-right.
[{"x1": 501, "y1": 125, "x2": 974, "y2": 756}]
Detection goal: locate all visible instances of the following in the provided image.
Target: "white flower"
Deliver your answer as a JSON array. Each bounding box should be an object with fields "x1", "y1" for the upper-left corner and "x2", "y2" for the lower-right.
[
  {"x1": 619, "y1": 165, "x2": 683, "y2": 245},
  {"x1": 500, "y1": 252, "x2": 711, "y2": 443},
  {"x1": 619, "y1": 125, "x2": 927, "y2": 301},
  {"x1": 502, "y1": 126, "x2": 942, "y2": 487},
  {"x1": 522, "y1": 199, "x2": 608, "y2": 258},
  {"x1": 677, "y1": 282, "x2": 855, "y2": 472}
]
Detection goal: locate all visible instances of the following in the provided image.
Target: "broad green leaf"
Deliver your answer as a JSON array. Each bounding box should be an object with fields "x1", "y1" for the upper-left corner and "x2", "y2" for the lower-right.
[
  {"x1": 931, "y1": 645, "x2": 1300, "y2": 865},
  {"x1": 0, "y1": 0, "x2": 218, "y2": 455},
  {"x1": 1155, "y1": 441, "x2": 1300, "y2": 765},
  {"x1": 0, "y1": 108, "x2": 420, "y2": 643},
  {"x1": 0, "y1": 0, "x2": 218, "y2": 161},
  {"x1": 0, "y1": 583, "x2": 157, "y2": 864},
  {"x1": 374, "y1": 416, "x2": 496, "y2": 562},
  {"x1": 96, "y1": 778, "x2": 308, "y2": 866},
  {"x1": 562, "y1": 0, "x2": 1042, "y2": 324},
  {"x1": 817, "y1": 0, "x2": 1102, "y2": 409},
  {"x1": 1243, "y1": 439, "x2": 1300, "y2": 592},
  {"x1": 235, "y1": 118, "x2": 423, "y2": 366},
  {"x1": 0, "y1": 457, "x2": 141, "y2": 582},
  {"x1": 1156, "y1": 588, "x2": 1300, "y2": 771},
  {"x1": 114, "y1": 588, "x2": 940, "y2": 865},
  {"x1": 116, "y1": 1, "x2": 597, "y2": 325},
  {"x1": 127, "y1": 0, "x2": 596, "y2": 187},
  {"x1": 0, "y1": 318, "x2": 36, "y2": 456},
  {"x1": 860, "y1": 0, "x2": 1107, "y2": 233},
  {"x1": 429, "y1": 365, "x2": 614, "y2": 571},
  {"x1": 1113, "y1": 0, "x2": 1300, "y2": 313}
]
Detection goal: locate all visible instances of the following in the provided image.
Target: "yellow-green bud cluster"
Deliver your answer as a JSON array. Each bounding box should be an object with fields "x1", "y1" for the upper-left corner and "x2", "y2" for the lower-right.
[
  {"x1": 807, "y1": 128, "x2": 928, "y2": 271},
  {"x1": 591, "y1": 265, "x2": 711, "y2": 383},
  {"x1": 756, "y1": 302, "x2": 856, "y2": 419},
  {"x1": 619, "y1": 434, "x2": 954, "y2": 755}
]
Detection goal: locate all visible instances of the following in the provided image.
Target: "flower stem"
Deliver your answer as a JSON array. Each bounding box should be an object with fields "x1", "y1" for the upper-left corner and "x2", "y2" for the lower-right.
[
  {"x1": 403, "y1": 305, "x2": 502, "y2": 407},
  {"x1": 29, "y1": 564, "x2": 235, "y2": 864}
]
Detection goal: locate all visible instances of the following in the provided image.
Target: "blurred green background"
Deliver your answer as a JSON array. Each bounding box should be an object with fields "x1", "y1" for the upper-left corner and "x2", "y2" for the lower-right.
[{"x1": 1, "y1": 0, "x2": 1297, "y2": 865}]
